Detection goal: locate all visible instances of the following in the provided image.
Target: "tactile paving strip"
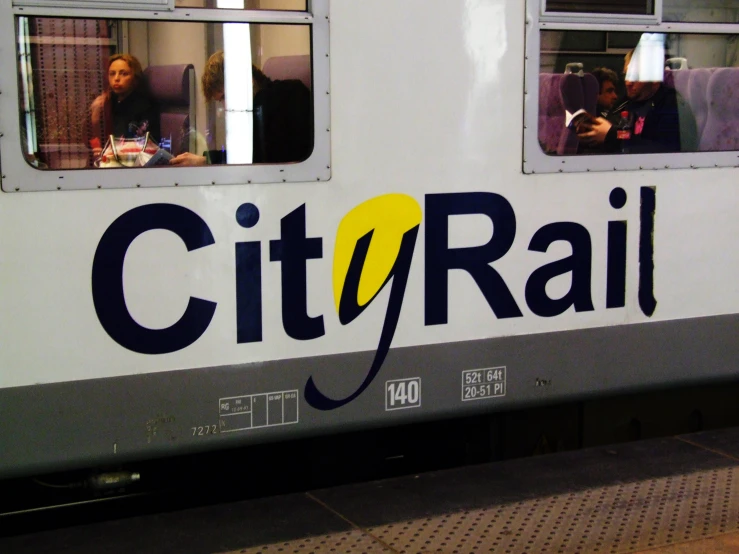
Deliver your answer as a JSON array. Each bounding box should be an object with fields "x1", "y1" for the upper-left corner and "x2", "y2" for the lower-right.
[
  {"x1": 369, "y1": 466, "x2": 739, "y2": 554},
  {"x1": 224, "y1": 529, "x2": 393, "y2": 553},
  {"x1": 222, "y1": 466, "x2": 739, "y2": 554}
]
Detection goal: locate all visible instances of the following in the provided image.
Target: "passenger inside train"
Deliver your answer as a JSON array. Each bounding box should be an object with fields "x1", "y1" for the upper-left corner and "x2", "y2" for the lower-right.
[
  {"x1": 90, "y1": 54, "x2": 161, "y2": 154},
  {"x1": 537, "y1": 29, "x2": 739, "y2": 156},
  {"x1": 16, "y1": 15, "x2": 313, "y2": 170},
  {"x1": 169, "y1": 50, "x2": 312, "y2": 166},
  {"x1": 90, "y1": 53, "x2": 163, "y2": 167},
  {"x1": 577, "y1": 40, "x2": 685, "y2": 154},
  {"x1": 592, "y1": 67, "x2": 619, "y2": 118}
]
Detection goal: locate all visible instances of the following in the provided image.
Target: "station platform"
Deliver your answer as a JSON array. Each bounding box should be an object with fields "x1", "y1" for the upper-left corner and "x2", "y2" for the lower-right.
[{"x1": 2, "y1": 427, "x2": 739, "y2": 554}]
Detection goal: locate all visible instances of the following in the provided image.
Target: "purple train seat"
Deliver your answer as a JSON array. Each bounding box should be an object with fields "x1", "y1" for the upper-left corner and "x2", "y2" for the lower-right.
[
  {"x1": 581, "y1": 73, "x2": 599, "y2": 117},
  {"x1": 688, "y1": 69, "x2": 716, "y2": 140},
  {"x1": 665, "y1": 68, "x2": 697, "y2": 152},
  {"x1": 262, "y1": 55, "x2": 312, "y2": 90},
  {"x1": 700, "y1": 67, "x2": 739, "y2": 152},
  {"x1": 538, "y1": 73, "x2": 565, "y2": 154},
  {"x1": 557, "y1": 72, "x2": 599, "y2": 155},
  {"x1": 144, "y1": 64, "x2": 196, "y2": 156},
  {"x1": 538, "y1": 72, "x2": 598, "y2": 155},
  {"x1": 557, "y1": 73, "x2": 584, "y2": 155},
  {"x1": 667, "y1": 67, "x2": 716, "y2": 147}
]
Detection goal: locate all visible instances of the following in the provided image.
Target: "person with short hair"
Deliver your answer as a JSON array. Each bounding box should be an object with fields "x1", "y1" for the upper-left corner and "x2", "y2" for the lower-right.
[
  {"x1": 591, "y1": 67, "x2": 619, "y2": 118},
  {"x1": 577, "y1": 46, "x2": 684, "y2": 154},
  {"x1": 201, "y1": 49, "x2": 225, "y2": 103},
  {"x1": 171, "y1": 50, "x2": 312, "y2": 166}
]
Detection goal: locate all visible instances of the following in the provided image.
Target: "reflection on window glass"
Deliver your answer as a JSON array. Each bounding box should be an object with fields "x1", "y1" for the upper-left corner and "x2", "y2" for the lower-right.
[
  {"x1": 540, "y1": 31, "x2": 606, "y2": 52},
  {"x1": 17, "y1": 17, "x2": 114, "y2": 169},
  {"x1": 538, "y1": 30, "x2": 739, "y2": 156},
  {"x1": 545, "y1": 0, "x2": 654, "y2": 15},
  {"x1": 18, "y1": 18, "x2": 313, "y2": 170},
  {"x1": 174, "y1": 0, "x2": 307, "y2": 10},
  {"x1": 663, "y1": 0, "x2": 739, "y2": 23}
]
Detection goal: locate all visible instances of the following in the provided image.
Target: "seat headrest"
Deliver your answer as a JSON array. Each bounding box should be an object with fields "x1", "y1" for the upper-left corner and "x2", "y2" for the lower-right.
[
  {"x1": 144, "y1": 64, "x2": 194, "y2": 106},
  {"x1": 707, "y1": 67, "x2": 739, "y2": 118},
  {"x1": 262, "y1": 55, "x2": 312, "y2": 90},
  {"x1": 663, "y1": 68, "x2": 675, "y2": 89}
]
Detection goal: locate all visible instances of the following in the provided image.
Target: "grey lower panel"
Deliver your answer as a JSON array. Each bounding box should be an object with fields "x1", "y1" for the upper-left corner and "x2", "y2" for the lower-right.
[
  {"x1": 1, "y1": 314, "x2": 738, "y2": 478},
  {"x1": 3, "y1": 431, "x2": 738, "y2": 553}
]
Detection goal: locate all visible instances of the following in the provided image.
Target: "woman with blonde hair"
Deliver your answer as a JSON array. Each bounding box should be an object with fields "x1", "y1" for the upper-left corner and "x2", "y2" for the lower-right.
[{"x1": 91, "y1": 53, "x2": 160, "y2": 151}]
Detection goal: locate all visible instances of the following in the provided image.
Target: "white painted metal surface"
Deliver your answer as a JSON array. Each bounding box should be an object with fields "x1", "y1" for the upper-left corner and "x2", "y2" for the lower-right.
[{"x1": 0, "y1": 0, "x2": 737, "y2": 390}]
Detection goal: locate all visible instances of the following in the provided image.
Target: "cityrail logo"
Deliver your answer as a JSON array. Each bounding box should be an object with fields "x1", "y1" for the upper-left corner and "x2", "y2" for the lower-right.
[
  {"x1": 313, "y1": 194, "x2": 422, "y2": 409},
  {"x1": 92, "y1": 189, "x2": 656, "y2": 411}
]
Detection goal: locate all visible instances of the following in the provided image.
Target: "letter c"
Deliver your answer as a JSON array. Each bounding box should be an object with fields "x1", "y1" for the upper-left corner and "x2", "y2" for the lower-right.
[{"x1": 91, "y1": 204, "x2": 217, "y2": 354}]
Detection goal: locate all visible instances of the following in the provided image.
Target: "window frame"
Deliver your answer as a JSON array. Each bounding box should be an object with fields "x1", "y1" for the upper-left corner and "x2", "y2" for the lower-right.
[
  {"x1": 14, "y1": 0, "x2": 175, "y2": 11},
  {"x1": 0, "y1": 0, "x2": 330, "y2": 192},
  {"x1": 524, "y1": 0, "x2": 739, "y2": 174},
  {"x1": 541, "y1": 0, "x2": 662, "y2": 25}
]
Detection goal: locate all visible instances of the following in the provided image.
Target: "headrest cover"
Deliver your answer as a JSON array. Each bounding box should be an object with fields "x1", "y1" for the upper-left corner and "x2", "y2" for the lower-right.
[
  {"x1": 145, "y1": 64, "x2": 194, "y2": 106},
  {"x1": 262, "y1": 55, "x2": 312, "y2": 90}
]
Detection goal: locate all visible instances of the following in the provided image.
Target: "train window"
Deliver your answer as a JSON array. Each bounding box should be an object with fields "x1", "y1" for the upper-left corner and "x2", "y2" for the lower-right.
[
  {"x1": 13, "y1": 0, "x2": 172, "y2": 9},
  {"x1": 2, "y1": 0, "x2": 330, "y2": 191},
  {"x1": 525, "y1": 0, "x2": 739, "y2": 173},
  {"x1": 544, "y1": 0, "x2": 655, "y2": 16},
  {"x1": 175, "y1": 0, "x2": 307, "y2": 11},
  {"x1": 663, "y1": 0, "x2": 739, "y2": 23}
]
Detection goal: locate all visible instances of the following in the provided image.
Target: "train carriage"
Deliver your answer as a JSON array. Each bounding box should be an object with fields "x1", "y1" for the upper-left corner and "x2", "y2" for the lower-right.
[{"x1": 1, "y1": 0, "x2": 738, "y2": 479}]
